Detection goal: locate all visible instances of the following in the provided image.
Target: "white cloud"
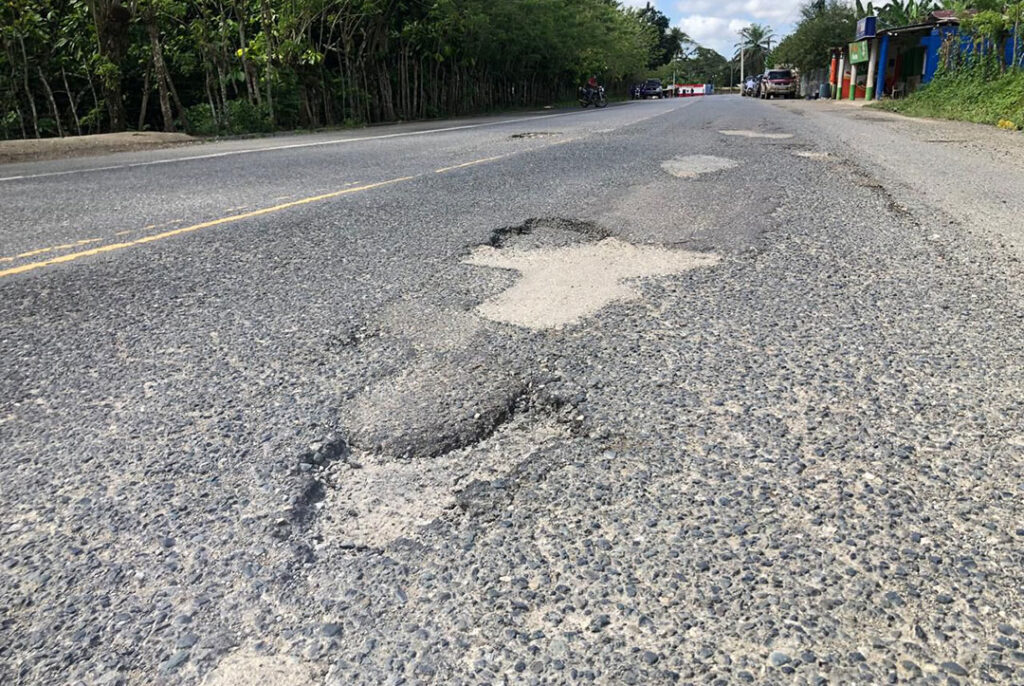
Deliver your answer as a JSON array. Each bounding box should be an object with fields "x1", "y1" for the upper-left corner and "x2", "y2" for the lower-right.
[
  {"x1": 674, "y1": 0, "x2": 802, "y2": 23},
  {"x1": 670, "y1": 0, "x2": 805, "y2": 57},
  {"x1": 677, "y1": 15, "x2": 750, "y2": 56}
]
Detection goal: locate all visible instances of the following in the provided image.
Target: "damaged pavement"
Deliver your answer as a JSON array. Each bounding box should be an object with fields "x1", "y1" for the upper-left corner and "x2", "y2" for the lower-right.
[{"x1": 1, "y1": 97, "x2": 1023, "y2": 686}]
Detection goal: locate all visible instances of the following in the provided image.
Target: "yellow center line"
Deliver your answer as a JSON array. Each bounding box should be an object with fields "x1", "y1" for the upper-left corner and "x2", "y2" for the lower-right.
[
  {"x1": 2, "y1": 136, "x2": 584, "y2": 279},
  {"x1": 0, "y1": 237, "x2": 103, "y2": 263},
  {"x1": 435, "y1": 155, "x2": 509, "y2": 174},
  {"x1": 0, "y1": 177, "x2": 413, "y2": 279}
]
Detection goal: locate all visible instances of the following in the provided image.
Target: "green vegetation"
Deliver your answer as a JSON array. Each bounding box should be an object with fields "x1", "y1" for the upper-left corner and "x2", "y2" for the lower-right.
[
  {"x1": 0, "y1": 0, "x2": 687, "y2": 139},
  {"x1": 773, "y1": 1, "x2": 856, "y2": 72},
  {"x1": 734, "y1": 24, "x2": 775, "y2": 75},
  {"x1": 869, "y1": 2, "x2": 1024, "y2": 129},
  {"x1": 875, "y1": 64, "x2": 1024, "y2": 128}
]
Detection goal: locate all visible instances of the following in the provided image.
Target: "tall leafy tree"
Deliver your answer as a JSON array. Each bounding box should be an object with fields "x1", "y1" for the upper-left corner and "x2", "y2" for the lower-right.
[
  {"x1": 0, "y1": 0, "x2": 661, "y2": 139},
  {"x1": 773, "y1": 0, "x2": 857, "y2": 71}
]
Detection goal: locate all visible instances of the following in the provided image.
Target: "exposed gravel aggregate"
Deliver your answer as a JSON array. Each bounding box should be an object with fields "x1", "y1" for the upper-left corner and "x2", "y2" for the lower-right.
[{"x1": 1, "y1": 97, "x2": 1022, "y2": 684}]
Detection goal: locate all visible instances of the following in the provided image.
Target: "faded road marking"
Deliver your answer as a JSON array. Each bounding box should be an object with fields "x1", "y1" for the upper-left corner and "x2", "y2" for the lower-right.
[
  {"x1": 0, "y1": 100, "x2": 700, "y2": 183},
  {"x1": 0, "y1": 237, "x2": 103, "y2": 263},
  {"x1": 0, "y1": 109, "x2": 604, "y2": 183},
  {"x1": 0, "y1": 177, "x2": 413, "y2": 279},
  {"x1": 435, "y1": 155, "x2": 509, "y2": 174}
]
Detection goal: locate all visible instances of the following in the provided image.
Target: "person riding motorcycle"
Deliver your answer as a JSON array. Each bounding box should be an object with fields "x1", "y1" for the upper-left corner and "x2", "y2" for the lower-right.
[{"x1": 579, "y1": 75, "x2": 606, "y2": 107}]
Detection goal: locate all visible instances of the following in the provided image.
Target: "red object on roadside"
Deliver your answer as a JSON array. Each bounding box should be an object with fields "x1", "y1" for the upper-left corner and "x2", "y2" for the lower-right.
[{"x1": 679, "y1": 84, "x2": 707, "y2": 97}]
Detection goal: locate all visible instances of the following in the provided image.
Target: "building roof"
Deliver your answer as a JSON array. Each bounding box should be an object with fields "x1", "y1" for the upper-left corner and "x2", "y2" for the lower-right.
[{"x1": 879, "y1": 11, "x2": 962, "y2": 37}]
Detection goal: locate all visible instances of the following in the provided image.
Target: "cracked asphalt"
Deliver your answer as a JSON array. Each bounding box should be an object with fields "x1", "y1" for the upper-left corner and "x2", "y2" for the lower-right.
[{"x1": 1, "y1": 97, "x2": 1022, "y2": 686}]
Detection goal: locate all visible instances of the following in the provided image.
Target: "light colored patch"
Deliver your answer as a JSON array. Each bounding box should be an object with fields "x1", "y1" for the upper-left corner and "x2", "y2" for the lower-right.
[
  {"x1": 318, "y1": 458, "x2": 456, "y2": 549},
  {"x1": 660, "y1": 155, "x2": 738, "y2": 178},
  {"x1": 317, "y1": 418, "x2": 568, "y2": 549},
  {"x1": 202, "y1": 651, "x2": 314, "y2": 686},
  {"x1": 793, "y1": 150, "x2": 830, "y2": 159},
  {"x1": 463, "y1": 237, "x2": 720, "y2": 330},
  {"x1": 719, "y1": 129, "x2": 793, "y2": 139}
]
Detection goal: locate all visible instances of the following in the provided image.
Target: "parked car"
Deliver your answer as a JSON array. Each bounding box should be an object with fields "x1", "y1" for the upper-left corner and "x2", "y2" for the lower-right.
[
  {"x1": 759, "y1": 69, "x2": 797, "y2": 99},
  {"x1": 639, "y1": 79, "x2": 663, "y2": 99}
]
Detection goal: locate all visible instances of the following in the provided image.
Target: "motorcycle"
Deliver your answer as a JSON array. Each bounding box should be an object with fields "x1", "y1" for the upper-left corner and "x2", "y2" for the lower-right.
[{"x1": 579, "y1": 85, "x2": 608, "y2": 108}]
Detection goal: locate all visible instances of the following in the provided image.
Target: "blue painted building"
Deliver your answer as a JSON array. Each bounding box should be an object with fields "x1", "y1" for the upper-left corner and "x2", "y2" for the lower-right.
[{"x1": 845, "y1": 10, "x2": 1022, "y2": 101}]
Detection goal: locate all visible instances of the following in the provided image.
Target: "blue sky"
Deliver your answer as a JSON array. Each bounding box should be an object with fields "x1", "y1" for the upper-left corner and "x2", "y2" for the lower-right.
[{"x1": 621, "y1": 0, "x2": 809, "y2": 58}]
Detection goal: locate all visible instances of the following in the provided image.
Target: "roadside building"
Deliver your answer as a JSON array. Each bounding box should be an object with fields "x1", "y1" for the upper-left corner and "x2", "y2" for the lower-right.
[{"x1": 830, "y1": 10, "x2": 1019, "y2": 101}]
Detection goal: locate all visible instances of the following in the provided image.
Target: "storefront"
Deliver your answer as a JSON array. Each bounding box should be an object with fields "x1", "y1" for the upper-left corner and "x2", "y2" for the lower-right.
[{"x1": 830, "y1": 11, "x2": 963, "y2": 101}]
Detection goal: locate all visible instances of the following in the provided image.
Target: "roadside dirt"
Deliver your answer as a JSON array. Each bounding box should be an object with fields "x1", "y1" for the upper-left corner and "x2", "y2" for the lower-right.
[{"x1": 0, "y1": 132, "x2": 196, "y2": 164}]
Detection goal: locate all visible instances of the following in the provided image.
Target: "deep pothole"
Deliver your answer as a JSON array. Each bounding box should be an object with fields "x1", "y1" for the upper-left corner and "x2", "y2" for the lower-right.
[
  {"x1": 300, "y1": 377, "x2": 588, "y2": 550},
  {"x1": 509, "y1": 131, "x2": 560, "y2": 140},
  {"x1": 487, "y1": 216, "x2": 609, "y2": 249}
]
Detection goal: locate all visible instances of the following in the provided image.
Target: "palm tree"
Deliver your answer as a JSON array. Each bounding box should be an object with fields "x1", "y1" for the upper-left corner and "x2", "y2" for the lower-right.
[
  {"x1": 666, "y1": 27, "x2": 696, "y2": 87},
  {"x1": 668, "y1": 27, "x2": 695, "y2": 58},
  {"x1": 735, "y1": 24, "x2": 775, "y2": 75}
]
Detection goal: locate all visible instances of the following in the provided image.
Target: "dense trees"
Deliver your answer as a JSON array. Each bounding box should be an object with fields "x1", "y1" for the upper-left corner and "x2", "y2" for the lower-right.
[
  {"x1": 772, "y1": 1, "x2": 857, "y2": 72},
  {"x1": 1, "y1": 0, "x2": 671, "y2": 139}
]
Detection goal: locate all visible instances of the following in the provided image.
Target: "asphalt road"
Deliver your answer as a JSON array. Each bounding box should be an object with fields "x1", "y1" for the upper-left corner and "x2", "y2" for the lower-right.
[{"x1": 1, "y1": 97, "x2": 1022, "y2": 686}]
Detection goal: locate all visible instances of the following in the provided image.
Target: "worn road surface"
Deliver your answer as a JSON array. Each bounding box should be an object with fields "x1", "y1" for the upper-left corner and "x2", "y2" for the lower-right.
[{"x1": 1, "y1": 97, "x2": 1023, "y2": 686}]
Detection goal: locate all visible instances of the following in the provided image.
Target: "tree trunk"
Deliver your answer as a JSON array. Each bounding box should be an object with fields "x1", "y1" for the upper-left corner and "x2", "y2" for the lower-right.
[
  {"x1": 164, "y1": 63, "x2": 190, "y2": 130},
  {"x1": 260, "y1": 0, "x2": 275, "y2": 125},
  {"x1": 61, "y1": 66, "x2": 83, "y2": 135},
  {"x1": 14, "y1": 104, "x2": 27, "y2": 139},
  {"x1": 235, "y1": 4, "x2": 259, "y2": 105},
  {"x1": 87, "y1": 0, "x2": 130, "y2": 132},
  {"x1": 18, "y1": 36, "x2": 40, "y2": 138},
  {"x1": 146, "y1": 18, "x2": 175, "y2": 132},
  {"x1": 216, "y1": 61, "x2": 229, "y2": 123},
  {"x1": 138, "y1": 65, "x2": 151, "y2": 130},
  {"x1": 204, "y1": 63, "x2": 218, "y2": 126},
  {"x1": 1015, "y1": 15, "x2": 1020, "y2": 69},
  {"x1": 39, "y1": 67, "x2": 65, "y2": 137}
]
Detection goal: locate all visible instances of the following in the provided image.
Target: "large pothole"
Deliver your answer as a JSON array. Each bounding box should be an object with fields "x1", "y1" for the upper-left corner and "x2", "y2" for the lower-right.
[
  {"x1": 487, "y1": 216, "x2": 609, "y2": 249},
  {"x1": 314, "y1": 415, "x2": 570, "y2": 550},
  {"x1": 463, "y1": 237, "x2": 720, "y2": 329}
]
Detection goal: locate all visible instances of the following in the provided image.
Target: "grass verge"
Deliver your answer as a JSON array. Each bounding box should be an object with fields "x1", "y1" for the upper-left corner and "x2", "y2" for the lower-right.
[{"x1": 873, "y1": 66, "x2": 1024, "y2": 130}]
